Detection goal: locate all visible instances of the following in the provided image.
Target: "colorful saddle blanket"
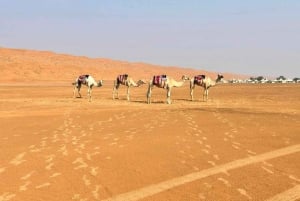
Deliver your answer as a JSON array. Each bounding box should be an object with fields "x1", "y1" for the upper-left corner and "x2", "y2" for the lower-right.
[
  {"x1": 117, "y1": 74, "x2": 128, "y2": 84},
  {"x1": 153, "y1": 75, "x2": 167, "y2": 88},
  {"x1": 78, "y1": 75, "x2": 89, "y2": 84},
  {"x1": 194, "y1": 75, "x2": 205, "y2": 84}
]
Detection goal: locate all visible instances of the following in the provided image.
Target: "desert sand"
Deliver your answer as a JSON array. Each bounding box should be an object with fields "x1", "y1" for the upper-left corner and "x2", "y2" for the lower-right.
[{"x1": 0, "y1": 48, "x2": 300, "y2": 201}]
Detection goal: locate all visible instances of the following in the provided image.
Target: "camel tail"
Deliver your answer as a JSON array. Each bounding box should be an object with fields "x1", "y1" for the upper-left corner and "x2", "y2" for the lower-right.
[{"x1": 72, "y1": 82, "x2": 76, "y2": 85}]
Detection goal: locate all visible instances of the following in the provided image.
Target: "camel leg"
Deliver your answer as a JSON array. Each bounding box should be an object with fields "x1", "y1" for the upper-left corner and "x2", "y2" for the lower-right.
[
  {"x1": 115, "y1": 84, "x2": 120, "y2": 99},
  {"x1": 190, "y1": 82, "x2": 195, "y2": 101},
  {"x1": 203, "y1": 88, "x2": 208, "y2": 102},
  {"x1": 166, "y1": 87, "x2": 172, "y2": 104},
  {"x1": 146, "y1": 83, "x2": 152, "y2": 104},
  {"x1": 127, "y1": 86, "x2": 130, "y2": 101},
  {"x1": 88, "y1": 86, "x2": 92, "y2": 102},
  {"x1": 112, "y1": 81, "x2": 119, "y2": 100},
  {"x1": 78, "y1": 85, "x2": 82, "y2": 98},
  {"x1": 73, "y1": 86, "x2": 76, "y2": 98},
  {"x1": 205, "y1": 89, "x2": 209, "y2": 101}
]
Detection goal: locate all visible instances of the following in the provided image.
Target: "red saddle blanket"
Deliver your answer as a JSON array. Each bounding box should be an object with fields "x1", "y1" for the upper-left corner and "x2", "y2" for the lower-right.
[
  {"x1": 194, "y1": 75, "x2": 205, "y2": 84},
  {"x1": 78, "y1": 75, "x2": 89, "y2": 84},
  {"x1": 153, "y1": 75, "x2": 167, "y2": 87},
  {"x1": 117, "y1": 74, "x2": 128, "y2": 84}
]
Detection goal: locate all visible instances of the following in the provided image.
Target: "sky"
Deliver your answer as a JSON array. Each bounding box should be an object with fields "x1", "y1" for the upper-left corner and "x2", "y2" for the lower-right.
[{"x1": 1, "y1": 0, "x2": 300, "y2": 78}]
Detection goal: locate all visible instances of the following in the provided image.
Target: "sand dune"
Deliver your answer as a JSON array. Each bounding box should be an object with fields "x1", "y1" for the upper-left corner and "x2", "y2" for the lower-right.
[{"x1": 0, "y1": 47, "x2": 247, "y2": 83}]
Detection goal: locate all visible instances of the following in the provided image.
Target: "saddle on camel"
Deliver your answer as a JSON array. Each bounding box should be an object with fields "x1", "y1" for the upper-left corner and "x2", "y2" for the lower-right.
[
  {"x1": 153, "y1": 75, "x2": 168, "y2": 88},
  {"x1": 194, "y1": 75, "x2": 206, "y2": 84}
]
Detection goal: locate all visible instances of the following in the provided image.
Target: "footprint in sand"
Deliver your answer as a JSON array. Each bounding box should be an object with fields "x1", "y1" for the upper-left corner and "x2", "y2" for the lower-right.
[
  {"x1": 35, "y1": 182, "x2": 51, "y2": 189},
  {"x1": 45, "y1": 163, "x2": 54, "y2": 170},
  {"x1": 90, "y1": 167, "x2": 99, "y2": 176},
  {"x1": 205, "y1": 144, "x2": 211, "y2": 149},
  {"x1": 247, "y1": 150, "x2": 257, "y2": 156},
  {"x1": 261, "y1": 166, "x2": 274, "y2": 174},
  {"x1": 289, "y1": 175, "x2": 300, "y2": 182},
  {"x1": 83, "y1": 175, "x2": 91, "y2": 186},
  {"x1": 218, "y1": 177, "x2": 231, "y2": 187},
  {"x1": 45, "y1": 155, "x2": 55, "y2": 163},
  {"x1": 237, "y1": 188, "x2": 252, "y2": 199},
  {"x1": 21, "y1": 171, "x2": 35, "y2": 180},
  {"x1": 58, "y1": 145, "x2": 68, "y2": 156},
  {"x1": 232, "y1": 144, "x2": 240, "y2": 150},
  {"x1": 30, "y1": 147, "x2": 42, "y2": 153},
  {"x1": 10, "y1": 152, "x2": 26, "y2": 166},
  {"x1": 73, "y1": 158, "x2": 88, "y2": 170},
  {"x1": 19, "y1": 181, "x2": 31, "y2": 191},
  {"x1": 263, "y1": 161, "x2": 273, "y2": 167},
  {"x1": 201, "y1": 149, "x2": 210, "y2": 154},
  {"x1": 213, "y1": 154, "x2": 220, "y2": 160},
  {"x1": 92, "y1": 185, "x2": 100, "y2": 200},
  {"x1": 86, "y1": 153, "x2": 92, "y2": 161},
  {"x1": 0, "y1": 192, "x2": 16, "y2": 201},
  {"x1": 0, "y1": 167, "x2": 6, "y2": 174},
  {"x1": 207, "y1": 161, "x2": 216, "y2": 166},
  {"x1": 50, "y1": 173, "x2": 61, "y2": 178}
]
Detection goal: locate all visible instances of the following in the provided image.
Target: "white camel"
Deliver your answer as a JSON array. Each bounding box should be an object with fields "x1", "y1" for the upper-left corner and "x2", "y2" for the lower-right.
[
  {"x1": 146, "y1": 75, "x2": 189, "y2": 104},
  {"x1": 72, "y1": 74, "x2": 103, "y2": 101},
  {"x1": 190, "y1": 74, "x2": 223, "y2": 101},
  {"x1": 112, "y1": 74, "x2": 146, "y2": 101}
]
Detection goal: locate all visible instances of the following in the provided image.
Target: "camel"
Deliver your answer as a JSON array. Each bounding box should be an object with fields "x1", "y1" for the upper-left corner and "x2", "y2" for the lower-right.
[
  {"x1": 190, "y1": 74, "x2": 223, "y2": 101},
  {"x1": 72, "y1": 74, "x2": 103, "y2": 101},
  {"x1": 146, "y1": 75, "x2": 189, "y2": 104},
  {"x1": 112, "y1": 74, "x2": 146, "y2": 101}
]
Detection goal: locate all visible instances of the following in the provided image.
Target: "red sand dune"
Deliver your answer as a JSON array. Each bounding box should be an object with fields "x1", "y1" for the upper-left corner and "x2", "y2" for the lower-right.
[{"x1": 0, "y1": 47, "x2": 248, "y2": 83}]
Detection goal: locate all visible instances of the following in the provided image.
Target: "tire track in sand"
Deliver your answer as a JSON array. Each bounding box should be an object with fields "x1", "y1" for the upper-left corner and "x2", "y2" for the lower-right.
[
  {"x1": 265, "y1": 184, "x2": 300, "y2": 201},
  {"x1": 100, "y1": 144, "x2": 300, "y2": 201}
]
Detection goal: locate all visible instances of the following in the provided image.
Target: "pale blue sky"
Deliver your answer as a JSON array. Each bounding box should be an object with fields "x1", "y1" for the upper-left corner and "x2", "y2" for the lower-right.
[{"x1": 1, "y1": 0, "x2": 300, "y2": 78}]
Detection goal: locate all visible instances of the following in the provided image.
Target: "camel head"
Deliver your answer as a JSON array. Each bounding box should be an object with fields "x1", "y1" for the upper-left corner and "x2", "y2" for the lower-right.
[
  {"x1": 216, "y1": 74, "x2": 224, "y2": 82},
  {"x1": 136, "y1": 79, "x2": 147, "y2": 87},
  {"x1": 97, "y1": 80, "x2": 103, "y2": 87},
  {"x1": 181, "y1": 75, "x2": 190, "y2": 81}
]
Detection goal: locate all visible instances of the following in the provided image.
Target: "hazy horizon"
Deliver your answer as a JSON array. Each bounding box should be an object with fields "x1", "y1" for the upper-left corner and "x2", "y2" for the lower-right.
[{"x1": 1, "y1": 0, "x2": 299, "y2": 78}]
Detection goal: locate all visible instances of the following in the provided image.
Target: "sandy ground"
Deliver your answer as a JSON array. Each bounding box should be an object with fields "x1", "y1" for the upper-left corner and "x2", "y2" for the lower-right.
[{"x1": 0, "y1": 82, "x2": 299, "y2": 201}]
